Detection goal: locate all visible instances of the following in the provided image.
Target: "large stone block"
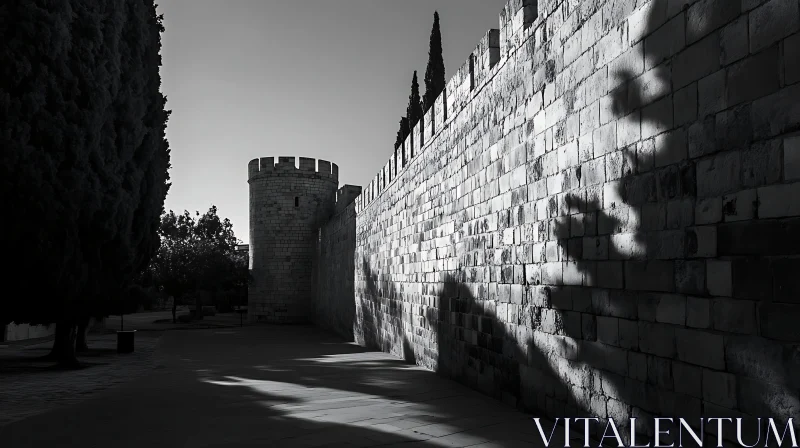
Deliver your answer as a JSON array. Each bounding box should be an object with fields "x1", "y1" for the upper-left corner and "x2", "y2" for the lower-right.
[
  {"x1": 638, "y1": 321, "x2": 676, "y2": 358},
  {"x1": 673, "y1": 32, "x2": 721, "y2": 90},
  {"x1": 727, "y1": 45, "x2": 781, "y2": 107},
  {"x1": 761, "y1": 303, "x2": 800, "y2": 341},
  {"x1": 596, "y1": 316, "x2": 620, "y2": 346},
  {"x1": 696, "y1": 151, "x2": 742, "y2": 198},
  {"x1": 686, "y1": 296, "x2": 711, "y2": 329},
  {"x1": 676, "y1": 259, "x2": 707, "y2": 295},
  {"x1": 717, "y1": 218, "x2": 800, "y2": 256},
  {"x1": 686, "y1": 0, "x2": 741, "y2": 45},
  {"x1": 751, "y1": 83, "x2": 800, "y2": 140},
  {"x1": 786, "y1": 32, "x2": 800, "y2": 84},
  {"x1": 624, "y1": 260, "x2": 675, "y2": 292},
  {"x1": 673, "y1": 360, "x2": 703, "y2": 398},
  {"x1": 758, "y1": 182, "x2": 800, "y2": 218},
  {"x1": 675, "y1": 328, "x2": 725, "y2": 369},
  {"x1": 748, "y1": 0, "x2": 800, "y2": 53}
]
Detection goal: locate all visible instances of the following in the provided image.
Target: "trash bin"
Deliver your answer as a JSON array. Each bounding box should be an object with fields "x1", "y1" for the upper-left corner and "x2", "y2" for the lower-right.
[{"x1": 117, "y1": 330, "x2": 136, "y2": 354}]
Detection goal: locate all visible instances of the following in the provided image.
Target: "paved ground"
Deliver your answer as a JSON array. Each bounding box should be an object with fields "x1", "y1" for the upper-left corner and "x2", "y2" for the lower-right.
[
  {"x1": 0, "y1": 332, "x2": 162, "y2": 427},
  {"x1": 0, "y1": 325, "x2": 576, "y2": 447}
]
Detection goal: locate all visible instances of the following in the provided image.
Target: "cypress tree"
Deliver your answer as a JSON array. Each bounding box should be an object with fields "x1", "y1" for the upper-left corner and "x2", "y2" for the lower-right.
[
  {"x1": 394, "y1": 117, "x2": 410, "y2": 150},
  {"x1": 407, "y1": 71, "x2": 423, "y2": 130},
  {"x1": 400, "y1": 117, "x2": 410, "y2": 144},
  {"x1": 0, "y1": 0, "x2": 171, "y2": 366},
  {"x1": 423, "y1": 11, "x2": 445, "y2": 113},
  {"x1": 394, "y1": 118, "x2": 403, "y2": 150}
]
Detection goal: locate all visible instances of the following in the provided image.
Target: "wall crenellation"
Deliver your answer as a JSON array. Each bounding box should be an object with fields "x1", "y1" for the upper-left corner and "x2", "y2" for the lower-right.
[
  {"x1": 248, "y1": 154, "x2": 357, "y2": 324},
  {"x1": 248, "y1": 156, "x2": 339, "y2": 182},
  {"x1": 356, "y1": 1, "x2": 538, "y2": 215}
]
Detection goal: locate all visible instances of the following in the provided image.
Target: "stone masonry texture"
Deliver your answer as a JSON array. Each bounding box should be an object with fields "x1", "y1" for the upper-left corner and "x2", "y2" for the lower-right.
[
  {"x1": 249, "y1": 156, "x2": 350, "y2": 323},
  {"x1": 310, "y1": 0, "x2": 800, "y2": 444},
  {"x1": 313, "y1": 200, "x2": 359, "y2": 338}
]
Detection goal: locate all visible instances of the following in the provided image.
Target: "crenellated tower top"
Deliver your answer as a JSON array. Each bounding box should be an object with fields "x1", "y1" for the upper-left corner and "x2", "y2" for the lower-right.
[{"x1": 248, "y1": 156, "x2": 339, "y2": 183}]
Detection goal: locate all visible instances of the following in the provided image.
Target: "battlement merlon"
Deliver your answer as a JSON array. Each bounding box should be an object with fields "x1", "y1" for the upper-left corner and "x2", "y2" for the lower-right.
[
  {"x1": 499, "y1": 0, "x2": 537, "y2": 58},
  {"x1": 475, "y1": 29, "x2": 500, "y2": 87},
  {"x1": 248, "y1": 157, "x2": 339, "y2": 182}
]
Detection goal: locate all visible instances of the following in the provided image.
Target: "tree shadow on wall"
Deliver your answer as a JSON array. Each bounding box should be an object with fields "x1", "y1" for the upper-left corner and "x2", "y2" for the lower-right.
[
  {"x1": 361, "y1": 251, "x2": 797, "y2": 446},
  {"x1": 356, "y1": 257, "x2": 581, "y2": 445},
  {"x1": 551, "y1": 0, "x2": 799, "y2": 437},
  {"x1": 358, "y1": 257, "x2": 417, "y2": 365},
  {"x1": 358, "y1": 255, "x2": 627, "y2": 441},
  {"x1": 358, "y1": 256, "x2": 631, "y2": 440},
  {"x1": 357, "y1": 0, "x2": 799, "y2": 445}
]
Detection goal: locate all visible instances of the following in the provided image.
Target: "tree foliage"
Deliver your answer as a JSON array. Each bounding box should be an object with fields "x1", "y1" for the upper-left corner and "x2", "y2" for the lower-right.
[
  {"x1": 407, "y1": 71, "x2": 423, "y2": 130},
  {"x1": 0, "y1": 0, "x2": 171, "y2": 365},
  {"x1": 423, "y1": 11, "x2": 445, "y2": 113},
  {"x1": 148, "y1": 206, "x2": 248, "y2": 322},
  {"x1": 394, "y1": 116, "x2": 410, "y2": 150}
]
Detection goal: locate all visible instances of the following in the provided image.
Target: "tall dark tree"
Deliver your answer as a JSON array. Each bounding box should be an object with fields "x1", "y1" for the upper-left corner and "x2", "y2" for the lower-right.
[
  {"x1": 394, "y1": 117, "x2": 410, "y2": 150},
  {"x1": 423, "y1": 11, "x2": 445, "y2": 112},
  {"x1": 407, "y1": 71, "x2": 423, "y2": 130},
  {"x1": 0, "y1": 0, "x2": 171, "y2": 367}
]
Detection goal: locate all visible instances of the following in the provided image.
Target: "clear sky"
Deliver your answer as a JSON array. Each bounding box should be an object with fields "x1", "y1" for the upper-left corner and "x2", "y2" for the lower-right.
[{"x1": 157, "y1": 0, "x2": 509, "y2": 244}]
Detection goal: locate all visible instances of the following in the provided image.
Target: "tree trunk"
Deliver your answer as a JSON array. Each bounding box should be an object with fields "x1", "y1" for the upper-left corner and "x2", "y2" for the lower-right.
[
  {"x1": 57, "y1": 323, "x2": 80, "y2": 368},
  {"x1": 40, "y1": 327, "x2": 60, "y2": 361},
  {"x1": 42, "y1": 321, "x2": 81, "y2": 368},
  {"x1": 42, "y1": 322, "x2": 67, "y2": 360},
  {"x1": 75, "y1": 316, "x2": 90, "y2": 352},
  {"x1": 172, "y1": 300, "x2": 177, "y2": 323}
]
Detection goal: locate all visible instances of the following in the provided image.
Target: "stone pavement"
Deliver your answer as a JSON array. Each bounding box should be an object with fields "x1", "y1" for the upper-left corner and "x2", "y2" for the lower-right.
[
  {"x1": 0, "y1": 325, "x2": 577, "y2": 447},
  {"x1": 0, "y1": 332, "x2": 161, "y2": 428}
]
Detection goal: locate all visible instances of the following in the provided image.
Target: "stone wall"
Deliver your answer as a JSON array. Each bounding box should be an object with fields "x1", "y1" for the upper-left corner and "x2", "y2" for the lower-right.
[
  {"x1": 248, "y1": 156, "x2": 340, "y2": 323},
  {"x1": 2, "y1": 323, "x2": 55, "y2": 342},
  {"x1": 349, "y1": 0, "x2": 800, "y2": 443},
  {"x1": 1, "y1": 318, "x2": 106, "y2": 343},
  {"x1": 313, "y1": 198, "x2": 359, "y2": 339}
]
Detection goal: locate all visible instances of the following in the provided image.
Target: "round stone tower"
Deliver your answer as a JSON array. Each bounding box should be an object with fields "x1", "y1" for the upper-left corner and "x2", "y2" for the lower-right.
[{"x1": 247, "y1": 156, "x2": 339, "y2": 323}]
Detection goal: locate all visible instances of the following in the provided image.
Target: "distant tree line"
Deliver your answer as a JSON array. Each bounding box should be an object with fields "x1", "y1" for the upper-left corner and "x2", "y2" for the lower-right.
[
  {"x1": 1, "y1": 0, "x2": 171, "y2": 367},
  {"x1": 145, "y1": 206, "x2": 249, "y2": 324},
  {"x1": 394, "y1": 11, "x2": 445, "y2": 151}
]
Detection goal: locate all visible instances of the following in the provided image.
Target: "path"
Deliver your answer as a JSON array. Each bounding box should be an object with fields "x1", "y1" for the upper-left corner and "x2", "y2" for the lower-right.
[
  {"x1": 0, "y1": 325, "x2": 578, "y2": 447},
  {"x1": 0, "y1": 332, "x2": 161, "y2": 427}
]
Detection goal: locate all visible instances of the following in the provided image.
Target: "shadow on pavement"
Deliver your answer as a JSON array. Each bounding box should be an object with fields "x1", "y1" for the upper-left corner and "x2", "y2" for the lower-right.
[
  {"x1": 0, "y1": 325, "x2": 565, "y2": 447},
  {"x1": 0, "y1": 344, "x2": 117, "y2": 376}
]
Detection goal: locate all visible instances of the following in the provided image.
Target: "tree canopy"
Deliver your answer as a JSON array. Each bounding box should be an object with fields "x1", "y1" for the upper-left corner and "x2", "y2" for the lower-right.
[
  {"x1": 149, "y1": 206, "x2": 248, "y2": 321},
  {"x1": 0, "y1": 0, "x2": 171, "y2": 364},
  {"x1": 394, "y1": 116, "x2": 410, "y2": 150},
  {"x1": 423, "y1": 11, "x2": 445, "y2": 113},
  {"x1": 407, "y1": 71, "x2": 423, "y2": 130}
]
